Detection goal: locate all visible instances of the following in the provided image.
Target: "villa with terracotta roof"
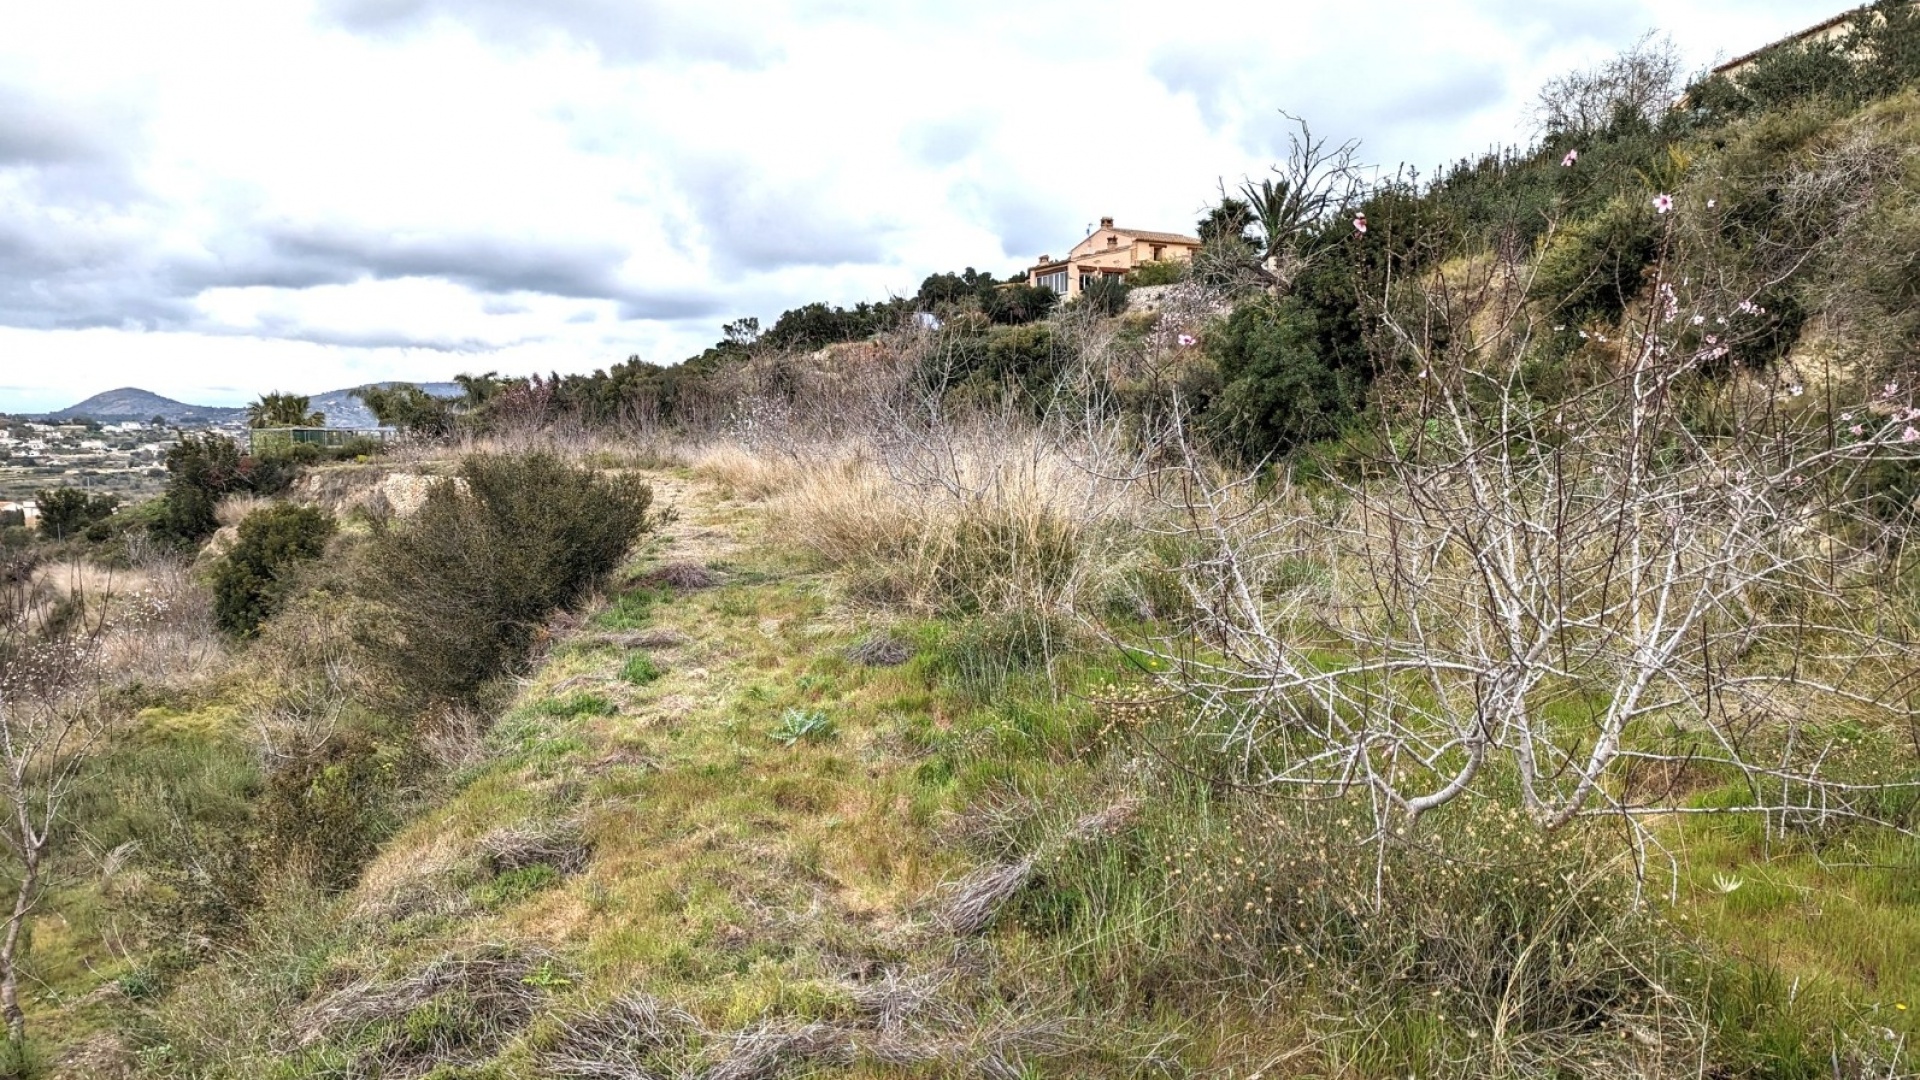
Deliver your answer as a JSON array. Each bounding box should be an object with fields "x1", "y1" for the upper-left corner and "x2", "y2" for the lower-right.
[
  {"x1": 1026, "y1": 216, "x2": 1203, "y2": 300},
  {"x1": 1712, "y1": 4, "x2": 1878, "y2": 82}
]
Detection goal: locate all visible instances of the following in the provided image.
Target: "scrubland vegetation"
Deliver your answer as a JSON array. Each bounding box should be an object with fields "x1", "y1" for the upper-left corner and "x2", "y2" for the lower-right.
[{"x1": 8, "y1": 6, "x2": 1920, "y2": 1077}]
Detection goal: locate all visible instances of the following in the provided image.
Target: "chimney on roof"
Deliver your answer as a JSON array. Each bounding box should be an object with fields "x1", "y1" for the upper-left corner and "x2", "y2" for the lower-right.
[{"x1": 1099, "y1": 216, "x2": 1114, "y2": 229}]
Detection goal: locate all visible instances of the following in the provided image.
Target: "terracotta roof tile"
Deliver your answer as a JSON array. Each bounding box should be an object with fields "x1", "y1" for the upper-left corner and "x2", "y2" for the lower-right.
[
  {"x1": 1108, "y1": 228, "x2": 1204, "y2": 245},
  {"x1": 1714, "y1": 5, "x2": 1865, "y2": 74}
]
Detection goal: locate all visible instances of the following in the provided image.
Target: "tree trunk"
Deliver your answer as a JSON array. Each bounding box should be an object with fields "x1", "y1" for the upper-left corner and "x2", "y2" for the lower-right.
[{"x1": 0, "y1": 851, "x2": 36, "y2": 1045}]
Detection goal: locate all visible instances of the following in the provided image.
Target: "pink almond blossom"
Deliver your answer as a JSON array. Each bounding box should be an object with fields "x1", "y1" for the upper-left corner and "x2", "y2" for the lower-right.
[
  {"x1": 1653, "y1": 193, "x2": 1674, "y2": 214},
  {"x1": 1562, "y1": 149, "x2": 1579, "y2": 167},
  {"x1": 1177, "y1": 333, "x2": 1196, "y2": 348},
  {"x1": 1353, "y1": 213, "x2": 1368, "y2": 234}
]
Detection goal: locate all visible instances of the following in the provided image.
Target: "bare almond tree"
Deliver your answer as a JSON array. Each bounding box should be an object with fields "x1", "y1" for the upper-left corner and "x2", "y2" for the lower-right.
[
  {"x1": 1137, "y1": 227, "x2": 1920, "y2": 894},
  {"x1": 0, "y1": 577, "x2": 111, "y2": 1045},
  {"x1": 1535, "y1": 31, "x2": 1686, "y2": 136}
]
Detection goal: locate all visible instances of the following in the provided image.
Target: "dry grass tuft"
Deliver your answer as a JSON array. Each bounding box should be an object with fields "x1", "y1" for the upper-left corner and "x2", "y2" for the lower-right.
[
  {"x1": 703, "y1": 1021, "x2": 852, "y2": 1080},
  {"x1": 213, "y1": 492, "x2": 272, "y2": 527},
  {"x1": 543, "y1": 993, "x2": 702, "y2": 1080},
  {"x1": 476, "y1": 819, "x2": 591, "y2": 875},
  {"x1": 690, "y1": 444, "x2": 804, "y2": 501},
  {"x1": 845, "y1": 632, "x2": 913, "y2": 667},
  {"x1": 293, "y1": 945, "x2": 558, "y2": 1077},
  {"x1": 936, "y1": 858, "x2": 1036, "y2": 936},
  {"x1": 349, "y1": 832, "x2": 473, "y2": 924},
  {"x1": 641, "y1": 561, "x2": 719, "y2": 590}
]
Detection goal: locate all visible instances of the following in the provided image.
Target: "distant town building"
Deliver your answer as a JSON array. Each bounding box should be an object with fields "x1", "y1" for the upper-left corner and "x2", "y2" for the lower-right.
[
  {"x1": 1026, "y1": 216, "x2": 1203, "y2": 300},
  {"x1": 0, "y1": 500, "x2": 38, "y2": 529}
]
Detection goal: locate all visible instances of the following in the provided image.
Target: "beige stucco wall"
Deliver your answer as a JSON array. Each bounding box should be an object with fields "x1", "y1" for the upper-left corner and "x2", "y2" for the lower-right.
[{"x1": 1028, "y1": 226, "x2": 1201, "y2": 297}]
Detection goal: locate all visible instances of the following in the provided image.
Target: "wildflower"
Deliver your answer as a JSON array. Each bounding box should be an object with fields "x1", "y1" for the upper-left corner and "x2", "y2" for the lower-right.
[
  {"x1": 1177, "y1": 333, "x2": 1196, "y2": 347},
  {"x1": 1884, "y1": 381, "x2": 1900, "y2": 398},
  {"x1": 1788, "y1": 384, "x2": 1803, "y2": 397},
  {"x1": 1562, "y1": 148, "x2": 1579, "y2": 167},
  {"x1": 1708, "y1": 198, "x2": 1717, "y2": 208},
  {"x1": 1353, "y1": 212, "x2": 1368, "y2": 234},
  {"x1": 1653, "y1": 193, "x2": 1674, "y2": 214},
  {"x1": 1852, "y1": 424, "x2": 1866, "y2": 436},
  {"x1": 1690, "y1": 314, "x2": 1706, "y2": 326},
  {"x1": 1904, "y1": 425, "x2": 1920, "y2": 443}
]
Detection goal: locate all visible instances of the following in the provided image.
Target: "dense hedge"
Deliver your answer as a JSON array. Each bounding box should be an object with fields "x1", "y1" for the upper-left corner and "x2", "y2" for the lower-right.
[{"x1": 361, "y1": 452, "x2": 654, "y2": 702}]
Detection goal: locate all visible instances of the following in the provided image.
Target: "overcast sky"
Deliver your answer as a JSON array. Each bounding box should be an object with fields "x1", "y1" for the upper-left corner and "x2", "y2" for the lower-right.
[{"x1": 0, "y1": 0, "x2": 1840, "y2": 411}]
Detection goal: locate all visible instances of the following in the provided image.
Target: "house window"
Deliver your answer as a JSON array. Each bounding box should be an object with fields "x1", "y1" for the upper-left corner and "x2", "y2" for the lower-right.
[
  {"x1": 1036, "y1": 269, "x2": 1068, "y2": 294},
  {"x1": 1151, "y1": 244, "x2": 1164, "y2": 260},
  {"x1": 1107, "y1": 236, "x2": 1117, "y2": 247}
]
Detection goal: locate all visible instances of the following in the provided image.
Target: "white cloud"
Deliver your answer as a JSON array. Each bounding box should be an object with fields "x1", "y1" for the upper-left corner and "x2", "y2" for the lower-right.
[{"x1": 0, "y1": 0, "x2": 1847, "y2": 411}]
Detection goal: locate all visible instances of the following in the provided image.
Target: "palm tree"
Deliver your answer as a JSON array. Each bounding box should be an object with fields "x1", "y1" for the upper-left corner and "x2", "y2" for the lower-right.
[{"x1": 246, "y1": 392, "x2": 325, "y2": 429}]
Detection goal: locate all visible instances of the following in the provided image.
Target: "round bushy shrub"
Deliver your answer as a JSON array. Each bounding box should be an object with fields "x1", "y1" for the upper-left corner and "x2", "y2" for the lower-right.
[
  {"x1": 210, "y1": 503, "x2": 336, "y2": 637},
  {"x1": 361, "y1": 452, "x2": 653, "y2": 703}
]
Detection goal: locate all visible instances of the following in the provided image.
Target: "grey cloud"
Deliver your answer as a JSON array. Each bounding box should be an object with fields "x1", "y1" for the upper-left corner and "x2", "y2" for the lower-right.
[
  {"x1": 614, "y1": 293, "x2": 728, "y2": 322},
  {"x1": 955, "y1": 182, "x2": 1069, "y2": 264},
  {"x1": 0, "y1": 92, "x2": 95, "y2": 166},
  {"x1": 0, "y1": 210, "x2": 192, "y2": 331},
  {"x1": 904, "y1": 115, "x2": 989, "y2": 168},
  {"x1": 316, "y1": 0, "x2": 779, "y2": 67},
  {"x1": 235, "y1": 313, "x2": 502, "y2": 352},
  {"x1": 674, "y1": 161, "x2": 897, "y2": 275},
  {"x1": 201, "y1": 225, "x2": 727, "y2": 324},
  {"x1": 262, "y1": 226, "x2": 637, "y2": 300},
  {"x1": 1149, "y1": 43, "x2": 1260, "y2": 130}
]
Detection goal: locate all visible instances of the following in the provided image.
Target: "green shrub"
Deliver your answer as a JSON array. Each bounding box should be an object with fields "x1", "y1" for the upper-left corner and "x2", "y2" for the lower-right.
[
  {"x1": 210, "y1": 504, "x2": 336, "y2": 637},
  {"x1": 1124, "y1": 260, "x2": 1187, "y2": 287},
  {"x1": 983, "y1": 283, "x2": 1057, "y2": 325},
  {"x1": 361, "y1": 452, "x2": 653, "y2": 703},
  {"x1": 1528, "y1": 194, "x2": 1662, "y2": 327},
  {"x1": 33, "y1": 486, "x2": 119, "y2": 540},
  {"x1": 1740, "y1": 39, "x2": 1857, "y2": 114},
  {"x1": 1206, "y1": 295, "x2": 1365, "y2": 462},
  {"x1": 1076, "y1": 274, "x2": 1131, "y2": 316},
  {"x1": 256, "y1": 727, "x2": 410, "y2": 892},
  {"x1": 150, "y1": 433, "x2": 297, "y2": 548}
]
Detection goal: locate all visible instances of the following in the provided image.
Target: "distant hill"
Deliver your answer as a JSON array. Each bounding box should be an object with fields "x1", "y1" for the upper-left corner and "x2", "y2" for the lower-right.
[
  {"x1": 304, "y1": 383, "x2": 464, "y2": 428},
  {"x1": 39, "y1": 382, "x2": 463, "y2": 427},
  {"x1": 44, "y1": 387, "x2": 238, "y2": 425}
]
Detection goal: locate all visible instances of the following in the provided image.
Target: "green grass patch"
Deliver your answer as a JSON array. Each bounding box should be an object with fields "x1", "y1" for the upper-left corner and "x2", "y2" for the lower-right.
[
  {"x1": 530, "y1": 693, "x2": 616, "y2": 718},
  {"x1": 593, "y1": 587, "x2": 666, "y2": 630},
  {"x1": 473, "y1": 864, "x2": 563, "y2": 909},
  {"x1": 619, "y1": 653, "x2": 663, "y2": 686}
]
